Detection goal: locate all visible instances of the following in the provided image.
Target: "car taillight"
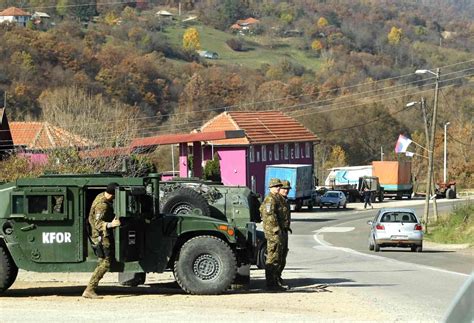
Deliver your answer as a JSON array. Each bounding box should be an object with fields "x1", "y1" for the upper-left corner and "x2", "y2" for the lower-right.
[
  {"x1": 415, "y1": 224, "x2": 422, "y2": 231},
  {"x1": 375, "y1": 224, "x2": 385, "y2": 230}
]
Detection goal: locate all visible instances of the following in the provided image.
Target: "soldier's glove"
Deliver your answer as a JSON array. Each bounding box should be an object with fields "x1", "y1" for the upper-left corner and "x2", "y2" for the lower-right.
[
  {"x1": 288, "y1": 228, "x2": 293, "y2": 234},
  {"x1": 107, "y1": 218, "x2": 121, "y2": 228}
]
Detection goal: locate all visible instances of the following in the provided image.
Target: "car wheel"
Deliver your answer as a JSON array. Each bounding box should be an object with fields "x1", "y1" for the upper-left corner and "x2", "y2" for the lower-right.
[
  {"x1": 374, "y1": 243, "x2": 380, "y2": 252},
  {"x1": 336, "y1": 203, "x2": 340, "y2": 209},
  {"x1": 415, "y1": 245, "x2": 422, "y2": 253},
  {"x1": 256, "y1": 242, "x2": 267, "y2": 270},
  {"x1": 0, "y1": 244, "x2": 18, "y2": 293},
  {"x1": 307, "y1": 202, "x2": 314, "y2": 211},
  {"x1": 174, "y1": 236, "x2": 236, "y2": 295},
  {"x1": 343, "y1": 202, "x2": 347, "y2": 209},
  {"x1": 320, "y1": 205, "x2": 323, "y2": 209},
  {"x1": 161, "y1": 188, "x2": 211, "y2": 216}
]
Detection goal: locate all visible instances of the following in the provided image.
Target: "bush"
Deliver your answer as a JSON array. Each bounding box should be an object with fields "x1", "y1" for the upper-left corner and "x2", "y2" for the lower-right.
[
  {"x1": 226, "y1": 38, "x2": 245, "y2": 51},
  {"x1": 203, "y1": 154, "x2": 221, "y2": 182}
]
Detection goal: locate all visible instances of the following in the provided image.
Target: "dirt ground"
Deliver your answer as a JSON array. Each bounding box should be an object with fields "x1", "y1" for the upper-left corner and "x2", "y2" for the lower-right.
[{"x1": 1, "y1": 269, "x2": 387, "y2": 322}]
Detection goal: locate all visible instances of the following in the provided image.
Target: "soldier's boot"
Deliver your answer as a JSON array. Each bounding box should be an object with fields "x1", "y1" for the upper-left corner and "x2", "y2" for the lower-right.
[
  {"x1": 266, "y1": 266, "x2": 287, "y2": 292},
  {"x1": 82, "y1": 287, "x2": 103, "y2": 299},
  {"x1": 277, "y1": 276, "x2": 289, "y2": 289}
]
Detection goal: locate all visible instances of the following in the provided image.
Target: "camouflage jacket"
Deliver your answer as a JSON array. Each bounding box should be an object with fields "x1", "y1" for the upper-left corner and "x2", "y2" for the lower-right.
[
  {"x1": 259, "y1": 192, "x2": 283, "y2": 236},
  {"x1": 278, "y1": 195, "x2": 291, "y2": 230},
  {"x1": 88, "y1": 192, "x2": 115, "y2": 244}
]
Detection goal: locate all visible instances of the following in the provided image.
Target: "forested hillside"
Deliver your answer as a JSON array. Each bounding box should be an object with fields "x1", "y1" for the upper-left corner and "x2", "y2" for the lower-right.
[{"x1": 0, "y1": 0, "x2": 472, "y2": 187}]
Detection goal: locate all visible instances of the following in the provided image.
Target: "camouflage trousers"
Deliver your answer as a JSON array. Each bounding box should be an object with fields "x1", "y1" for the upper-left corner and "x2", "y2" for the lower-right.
[
  {"x1": 87, "y1": 256, "x2": 111, "y2": 290},
  {"x1": 265, "y1": 231, "x2": 284, "y2": 286},
  {"x1": 278, "y1": 232, "x2": 289, "y2": 278}
]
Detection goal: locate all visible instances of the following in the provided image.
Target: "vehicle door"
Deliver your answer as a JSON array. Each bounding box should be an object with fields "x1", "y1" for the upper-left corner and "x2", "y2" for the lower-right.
[
  {"x1": 9, "y1": 187, "x2": 82, "y2": 263},
  {"x1": 113, "y1": 186, "x2": 150, "y2": 263}
]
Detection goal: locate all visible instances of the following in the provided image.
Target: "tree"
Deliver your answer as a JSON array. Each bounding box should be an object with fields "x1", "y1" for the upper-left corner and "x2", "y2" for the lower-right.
[
  {"x1": 183, "y1": 28, "x2": 201, "y2": 51},
  {"x1": 317, "y1": 17, "x2": 329, "y2": 28},
  {"x1": 311, "y1": 40, "x2": 324, "y2": 52},
  {"x1": 203, "y1": 153, "x2": 221, "y2": 182},
  {"x1": 388, "y1": 26, "x2": 403, "y2": 45},
  {"x1": 325, "y1": 145, "x2": 348, "y2": 169}
]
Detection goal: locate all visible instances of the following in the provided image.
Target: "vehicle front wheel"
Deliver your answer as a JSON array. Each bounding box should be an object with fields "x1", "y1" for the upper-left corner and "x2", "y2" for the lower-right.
[
  {"x1": 0, "y1": 244, "x2": 18, "y2": 293},
  {"x1": 174, "y1": 236, "x2": 237, "y2": 295},
  {"x1": 257, "y1": 243, "x2": 267, "y2": 270},
  {"x1": 336, "y1": 203, "x2": 340, "y2": 209},
  {"x1": 343, "y1": 202, "x2": 347, "y2": 209}
]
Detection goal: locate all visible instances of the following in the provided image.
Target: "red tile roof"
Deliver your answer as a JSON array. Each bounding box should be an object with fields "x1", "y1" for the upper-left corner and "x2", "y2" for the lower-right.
[
  {"x1": 236, "y1": 17, "x2": 259, "y2": 25},
  {"x1": 130, "y1": 130, "x2": 245, "y2": 148},
  {"x1": 10, "y1": 122, "x2": 94, "y2": 150},
  {"x1": 199, "y1": 111, "x2": 319, "y2": 145},
  {"x1": 0, "y1": 7, "x2": 30, "y2": 16}
]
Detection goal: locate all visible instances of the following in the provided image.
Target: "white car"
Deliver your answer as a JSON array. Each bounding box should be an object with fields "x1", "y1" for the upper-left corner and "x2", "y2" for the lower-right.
[
  {"x1": 368, "y1": 208, "x2": 423, "y2": 252},
  {"x1": 320, "y1": 191, "x2": 347, "y2": 208}
]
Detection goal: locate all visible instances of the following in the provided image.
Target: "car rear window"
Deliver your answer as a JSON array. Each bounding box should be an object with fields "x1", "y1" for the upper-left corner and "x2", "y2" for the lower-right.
[
  {"x1": 326, "y1": 193, "x2": 339, "y2": 198},
  {"x1": 380, "y1": 212, "x2": 417, "y2": 223}
]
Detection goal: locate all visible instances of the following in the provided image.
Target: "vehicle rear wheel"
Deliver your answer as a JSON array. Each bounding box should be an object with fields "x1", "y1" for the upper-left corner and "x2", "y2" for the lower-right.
[
  {"x1": 307, "y1": 202, "x2": 314, "y2": 211},
  {"x1": 257, "y1": 242, "x2": 267, "y2": 270},
  {"x1": 0, "y1": 244, "x2": 18, "y2": 293},
  {"x1": 369, "y1": 240, "x2": 374, "y2": 251},
  {"x1": 174, "y1": 236, "x2": 236, "y2": 295},
  {"x1": 161, "y1": 188, "x2": 211, "y2": 216},
  {"x1": 374, "y1": 243, "x2": 380, "y2": 252},
  {"x1": 415, "y1": 245, "x2": 422, "y2": 253}
]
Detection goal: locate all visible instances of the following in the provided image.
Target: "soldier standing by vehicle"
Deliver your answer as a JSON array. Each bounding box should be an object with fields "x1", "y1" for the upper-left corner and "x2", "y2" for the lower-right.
[
  {"x1": 259, "y1": 178, "x2": 286, "y2": 291},
  {"x1": 82, "y1": 183, "x2": 121, "y2": 299},
  {"x1": 278, "y1": 180, "x2": 292, "y2": 288}
]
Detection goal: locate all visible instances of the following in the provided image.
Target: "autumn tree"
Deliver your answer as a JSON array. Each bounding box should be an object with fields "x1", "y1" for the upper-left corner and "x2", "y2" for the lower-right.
[
  {"x1": 387, "y1": 26, "x2": 403, "y2": 45},
  {"x1": 183, "y1": 28, "x2": 201, "y2": 51},
  {"x1": 317, "y1": 17, "x2": 329, "y2": 28}
]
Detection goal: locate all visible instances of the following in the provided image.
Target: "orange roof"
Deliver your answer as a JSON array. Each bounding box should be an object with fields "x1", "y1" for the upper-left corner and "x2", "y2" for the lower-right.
[
  {"x1": 199, "y1": 111, "x2": 319, "y2": 145},
  {"x1": 230, "y1": 23, "x2": 242, "y2": 30},
  {"x1": 10, "y1": 122, "x2": 94, "y2": 150},
  {"x1": 236, "y1": 17, "x2": 259, "y2": 25},
  {"x1": 0, "y1": 7, "x2": 30, "y2": 16},
  {"x1": 130, "y1": 130, "x2": 245, "y2": 148}
]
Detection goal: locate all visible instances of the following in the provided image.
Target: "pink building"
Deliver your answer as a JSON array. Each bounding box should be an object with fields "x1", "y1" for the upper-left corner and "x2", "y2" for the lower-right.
[{"x1": 198, "y1": 111, "x2": 319, "y2": 197}]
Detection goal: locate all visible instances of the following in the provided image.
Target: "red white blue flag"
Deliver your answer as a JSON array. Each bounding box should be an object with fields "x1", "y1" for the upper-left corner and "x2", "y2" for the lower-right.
[{"x1": 395, "y1": 134, "x2": 412, "y2": 153}]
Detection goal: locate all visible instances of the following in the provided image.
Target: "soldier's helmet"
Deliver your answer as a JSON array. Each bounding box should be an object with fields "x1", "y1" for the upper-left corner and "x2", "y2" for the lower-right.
[
  {"x1": 269, "y1": 178, "x2": 283, "y2": 188},
  {"x1": 281, "y1": 180, "x2": 291, "y2": 189}
]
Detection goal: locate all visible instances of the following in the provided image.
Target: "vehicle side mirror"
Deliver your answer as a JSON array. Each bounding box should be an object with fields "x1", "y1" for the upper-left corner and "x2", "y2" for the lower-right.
[{"x1": 367, "y1": 220, "x2": 373, "y2": 225}]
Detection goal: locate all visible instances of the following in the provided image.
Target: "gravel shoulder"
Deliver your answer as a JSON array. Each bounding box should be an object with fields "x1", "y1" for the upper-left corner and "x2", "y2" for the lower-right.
[{"x1": 2, "y1": 270, "x2": 386, "y2": 322}]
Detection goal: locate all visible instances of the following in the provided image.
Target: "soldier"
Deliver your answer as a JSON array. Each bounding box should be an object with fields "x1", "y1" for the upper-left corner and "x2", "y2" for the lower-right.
[
  {"x1": 278, "y1": 180, "x2": 292, "y2": 288},
  {"x1": 82, "y1": 183, "x2": 121, "y2": 299},
  {"x1": 259, "y1": 178, "x2": 286, "y2": 291}
]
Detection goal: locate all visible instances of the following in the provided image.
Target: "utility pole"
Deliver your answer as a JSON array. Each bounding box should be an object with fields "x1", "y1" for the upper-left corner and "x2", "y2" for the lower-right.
[
  {"x1": 416, "y1": 68, "x2": 440, "y2": 231},
  {"x1": 380, "y1": 146, "x2": 384, "y2": 161}
]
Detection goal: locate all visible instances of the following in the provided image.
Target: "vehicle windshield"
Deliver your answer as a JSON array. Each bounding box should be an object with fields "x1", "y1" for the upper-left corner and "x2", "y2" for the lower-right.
[
  {"x1": 325, "y1": 192, "x2": 339, "y2": 198},
  {"x1": 380, "y1": 212, "x2": 417, "y2": 223}
]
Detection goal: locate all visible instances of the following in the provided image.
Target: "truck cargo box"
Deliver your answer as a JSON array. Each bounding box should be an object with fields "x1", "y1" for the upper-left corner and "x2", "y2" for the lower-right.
[
  {"x1": 372, "y1": 161, "x2": 412, "y2": 193},
  {"x1": 265, "y1": 164, "x2": 313, "y2": 199}
]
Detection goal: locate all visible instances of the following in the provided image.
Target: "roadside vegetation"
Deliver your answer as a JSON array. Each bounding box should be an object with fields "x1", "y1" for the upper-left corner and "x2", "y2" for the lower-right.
[{"x1": 425, "y1": 202, "x2": 474, "y2": 246}]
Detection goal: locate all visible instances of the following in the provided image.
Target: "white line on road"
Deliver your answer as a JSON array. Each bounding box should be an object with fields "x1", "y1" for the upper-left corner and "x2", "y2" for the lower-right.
[
  {"x1": 312, "y1": 228, "x2": 470, "y2": 278},
  {"x1": 313, "y1": 227, "x2": 355, "y2": 233}
]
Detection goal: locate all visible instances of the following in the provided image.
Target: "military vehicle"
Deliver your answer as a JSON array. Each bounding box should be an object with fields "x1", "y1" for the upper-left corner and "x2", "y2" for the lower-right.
[{"x1": 0, "y1": 173, "x2": 262, "y2": 295}]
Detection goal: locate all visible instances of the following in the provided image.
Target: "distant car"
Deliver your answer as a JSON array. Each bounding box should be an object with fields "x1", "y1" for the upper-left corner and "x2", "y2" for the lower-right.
[
  {"x1": 320, "y1": 191, "x2": 347, "y2": 208},
  {"x1": 367, "y1": 208, "x2": 423, "y2": 252}
]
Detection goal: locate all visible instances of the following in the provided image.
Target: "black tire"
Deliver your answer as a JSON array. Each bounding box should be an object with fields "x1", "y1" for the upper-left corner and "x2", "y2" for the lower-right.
[
  {"x1": 378, "y1": 193, "x2": 384, "y2": 202},
  {"x1": 336, "y1": 202, "x2": 340, "y2": 209},
  {"x1": 369, "y1": 242, "x2": 374, "y2": 251},
  {"x1": 118, "y1": 272, "x2": 146, "y2": 287},
  {"x1": 174, "y1": 236, "x2": 237, "y2": 295},
  {"x1": 161, "y1": 188, "x2": 211, "y2": 216},
  {"x1": 411, "y1": 246, "x2": 416, "y2": 252},
  {"x1": 295, "y1": 200, "x2": 302, "y2": 212},
  {"x1": 0, "y1": 244, "x2": 18, "y2": 293},
  {"x1": 374, "y1": 243, "x2": 380, "y2": 252},
  {"x1": 343, "y1": 202, "x2": 347, "y2": 209},
  {"x1": 320, "y1": 205, "x2": 323, "y2": 209},
  {"x1": 307, "y1": 202, "x2": 314, "y2": 211},
  {"x1": 257, "y1": 242, "x2": 267, "y2": 269}
]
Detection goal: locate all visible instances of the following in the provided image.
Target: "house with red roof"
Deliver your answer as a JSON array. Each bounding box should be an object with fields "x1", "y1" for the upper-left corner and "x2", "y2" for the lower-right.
[
  {"x1": 197, "y1": 111, "x2": 319, "y2": 196},
  {"x1": 230, "y1": 17, "x2": 260, "y2": 34},
  {"x1": 0, "y1": 7, "x2": 31, "y2": 26}
]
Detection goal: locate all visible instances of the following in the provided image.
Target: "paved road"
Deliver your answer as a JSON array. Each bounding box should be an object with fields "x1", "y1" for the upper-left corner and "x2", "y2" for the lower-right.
[{"x1": 287, "y1": 197, "x2": 473, "y2": 321}]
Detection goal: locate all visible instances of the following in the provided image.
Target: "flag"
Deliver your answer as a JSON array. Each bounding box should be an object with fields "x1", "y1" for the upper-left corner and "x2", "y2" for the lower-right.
[
  {"x1": 395, "y1": 134, "x2": 412, "y2": 153},
  {"x1": 405, "y1": 151, "x2": 414, "y2": 157}
]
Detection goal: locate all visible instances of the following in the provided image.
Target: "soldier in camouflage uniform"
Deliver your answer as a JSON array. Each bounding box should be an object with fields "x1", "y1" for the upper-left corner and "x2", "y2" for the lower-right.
[
  {"x1": 82, "y1": 183, "x2": 121, "y2": 299},
  {"x1": 259, "y1": 178, "x2": 286, "y2": 291},
  {"x1": 277, "y1": 180, "x2": 292, "y2": 288}
]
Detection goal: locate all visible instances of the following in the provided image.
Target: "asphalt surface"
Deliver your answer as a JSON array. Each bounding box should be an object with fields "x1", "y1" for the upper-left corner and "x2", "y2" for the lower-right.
[{"x1": 288, "y1": 197, "x2": 473, "y2": 321}]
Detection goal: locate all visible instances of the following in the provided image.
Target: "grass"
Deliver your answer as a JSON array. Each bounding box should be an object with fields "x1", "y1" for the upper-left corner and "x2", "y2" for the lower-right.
[
  {"x1": 162, "y1": 23, "x2": 322, "y2": 71},
  {"x1": 425, "y1": 201, "x2": 474, "y2": 246}
]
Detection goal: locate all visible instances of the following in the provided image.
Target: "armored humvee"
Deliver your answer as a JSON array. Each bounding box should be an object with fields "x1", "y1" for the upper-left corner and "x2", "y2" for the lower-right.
[{"x1": 0, "y1": 173, "x2": 261, "y2": 295}]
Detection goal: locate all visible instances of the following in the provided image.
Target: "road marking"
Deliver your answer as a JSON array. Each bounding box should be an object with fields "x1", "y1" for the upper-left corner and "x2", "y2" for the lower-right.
[
  {"x1": 312, "y1": 231, "x2": 470, "y2": 278},
  {"x1": 313, "y1": 227, "x2": 355, "y2": 233}
]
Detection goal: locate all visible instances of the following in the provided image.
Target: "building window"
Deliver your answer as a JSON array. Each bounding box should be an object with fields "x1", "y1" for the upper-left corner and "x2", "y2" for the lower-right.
[
  {"x1": 290, "y1": 148, "x2": 294, "y2": 159},
  {"x1": 295, "y1": 143, "x2": 300, "y2": 159},
  {"x1": 274, "y1": 144, "x2": 279, "y2": 160},
  {"x1": 284, "y1": 144, "x2": 289, "y2": 160},
  {"x1": 256, "y1": 151, "x2": 260, "y2": 162},
  {"x1": 269, "y1": 150, "x2": 273, "y2": 161},
  {"x1": 305, "y1": 142, "x2": 311, "y2": 158},
  {"x1": 249, "y1": 146, "x2": 254, "y2": 163},
  {"x1": 262, "y1": 145, "x2": 267, "y2": 162}
]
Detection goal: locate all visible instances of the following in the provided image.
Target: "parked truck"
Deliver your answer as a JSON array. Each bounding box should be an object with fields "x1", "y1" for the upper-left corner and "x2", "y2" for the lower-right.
[
  {"x1": 0, "y1": 172, "x2": 261, "y2": 295},
  {"x1": 265, "y1": 164, "x2": 318, "y2": 211},
  {"x1": 372, "y1": 161, "x2": 413, "y2": 199}
]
